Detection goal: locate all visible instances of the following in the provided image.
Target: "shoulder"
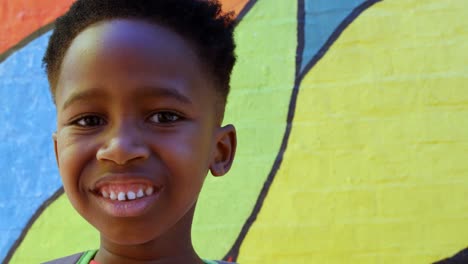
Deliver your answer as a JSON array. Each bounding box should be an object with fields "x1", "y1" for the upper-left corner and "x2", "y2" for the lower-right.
[
  {"x1": 41, "y1": 252, "x2": 84, "y2": 264},
  {"x1": 204, "y1": 260, "x2": 238, "y2": 264},
  {"x1": 434, "y1": 248, "x2": 468, "y2": 263},
  {"x1": 42, "y1": 250, "x2": 97, "y2": 264},
  {"x1": 43, "y1": 254, "x2": 236, "y2": 264}
]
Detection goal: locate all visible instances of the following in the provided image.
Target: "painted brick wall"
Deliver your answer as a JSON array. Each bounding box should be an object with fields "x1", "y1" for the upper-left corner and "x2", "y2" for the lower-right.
[{"x1": 1, "y1": 0, "x2": 467, "y2": 263}]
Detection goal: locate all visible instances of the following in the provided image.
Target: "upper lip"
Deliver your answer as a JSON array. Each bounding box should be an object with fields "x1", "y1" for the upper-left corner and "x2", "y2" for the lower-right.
[{"x1": 92, "y1": 173, "x2": 163, "y2": 191}]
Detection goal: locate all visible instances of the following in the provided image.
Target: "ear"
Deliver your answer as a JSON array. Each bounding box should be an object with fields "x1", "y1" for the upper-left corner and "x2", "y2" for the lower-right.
[
  {"x1": 209, "y1": 124, "x2": 237, "y2": 177},
  {"x1": 52, "y1": 132, "x2": 59, "y2": 168}
]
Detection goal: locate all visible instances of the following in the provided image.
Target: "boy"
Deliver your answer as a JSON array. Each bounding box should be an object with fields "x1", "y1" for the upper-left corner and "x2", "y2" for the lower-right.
[{"x1": 43, "y1": 0, "x2": 237, "y2": 263}]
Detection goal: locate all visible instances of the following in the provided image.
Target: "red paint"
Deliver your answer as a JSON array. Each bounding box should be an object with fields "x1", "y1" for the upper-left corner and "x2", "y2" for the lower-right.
[
  {"x1": 221, "y1": 0, "x2": 250, "y2": 16},
  {"x1": 0, "y1": 0, "x2": 249, "y2": 56},
  {"x1": 0, "y1": 0, "x2": 74, "y2": 54}
]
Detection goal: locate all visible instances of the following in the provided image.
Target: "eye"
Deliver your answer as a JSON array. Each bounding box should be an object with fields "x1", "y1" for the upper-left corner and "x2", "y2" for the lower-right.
[
  {"x1": 149, "y1": 111, "x2": 182, "y2": 124},
  {"x1": 72, "y1": 115, "x2": 106, "y2": 127}
]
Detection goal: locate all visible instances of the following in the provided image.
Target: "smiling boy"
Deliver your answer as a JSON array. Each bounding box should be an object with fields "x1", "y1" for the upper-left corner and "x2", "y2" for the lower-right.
[{"x1": 43, "y1": 1, "x2": 237, "y2": 263}]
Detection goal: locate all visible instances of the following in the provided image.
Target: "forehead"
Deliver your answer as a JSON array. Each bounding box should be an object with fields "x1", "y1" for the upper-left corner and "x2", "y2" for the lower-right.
[{"x1": 55, "y1": 19, "x2": 216, "y2": 108}]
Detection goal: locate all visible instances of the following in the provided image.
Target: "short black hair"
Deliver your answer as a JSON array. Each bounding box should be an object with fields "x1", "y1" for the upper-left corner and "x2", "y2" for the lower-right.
[{"x1": 43, "y1": 0, "x2": 236, "y2": 108}]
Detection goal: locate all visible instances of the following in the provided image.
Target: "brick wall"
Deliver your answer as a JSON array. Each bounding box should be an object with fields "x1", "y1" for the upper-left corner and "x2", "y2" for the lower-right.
[{"x1": 1, "y1": 0, "x2": 467, "y2": 263}]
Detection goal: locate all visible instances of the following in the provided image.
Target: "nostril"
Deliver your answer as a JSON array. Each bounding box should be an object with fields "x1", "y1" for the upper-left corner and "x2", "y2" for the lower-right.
[{"x1": 96, "y1": 138, "x2": 150, "y2": 165}]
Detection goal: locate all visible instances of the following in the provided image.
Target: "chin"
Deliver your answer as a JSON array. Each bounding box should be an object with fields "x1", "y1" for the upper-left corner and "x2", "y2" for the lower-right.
[
  {"x1": 102, "y1": 226, "x2": 158, "y2": 246},
  {"x1": 96, "y1": 217, "x2": 164, "y2": 245}
]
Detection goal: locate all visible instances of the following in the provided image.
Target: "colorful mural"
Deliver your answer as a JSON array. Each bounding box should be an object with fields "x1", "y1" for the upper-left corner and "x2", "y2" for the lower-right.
[{"x1": 1, "y1": 0, "x2": 467, "y2": 263}]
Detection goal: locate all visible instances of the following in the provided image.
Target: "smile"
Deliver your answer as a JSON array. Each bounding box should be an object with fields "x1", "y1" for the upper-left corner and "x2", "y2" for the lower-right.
[
  {"x1": 98, "y1": 183, "x2": 157, "y2": 201},
  {"x1": 93, "y1": 185, "x2": 164, "y2": 217},
  {"x1": 91, "y1": 175, "x2": 165, "y2": 217}
]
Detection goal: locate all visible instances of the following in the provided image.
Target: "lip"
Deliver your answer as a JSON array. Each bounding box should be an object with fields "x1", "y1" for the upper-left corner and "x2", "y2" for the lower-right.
[
  {"x1": 90, "y1": 174, "x2": 164, "y2": 217},
  {"x1": 92, "y1": 189, "x2": 163, "y2": 217},
  {"x1": 92, "y1": 173, "x2": 162, "y2": 190}
]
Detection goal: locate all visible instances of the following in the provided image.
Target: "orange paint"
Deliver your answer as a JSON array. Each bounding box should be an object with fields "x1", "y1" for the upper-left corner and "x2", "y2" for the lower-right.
[
  {"x1": 220, "y1": 0, "x2": 250, "y2": 16},
  {"x1": 0, "y1": 0, "x2": 250, "y2": 56},
  {"x1": 0, "y1": 0, "x2": 74, "y2": 54}
]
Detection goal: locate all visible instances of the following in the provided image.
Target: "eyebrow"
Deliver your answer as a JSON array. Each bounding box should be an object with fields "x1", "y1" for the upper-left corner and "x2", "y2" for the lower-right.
[
  {"x1": 61, "y1": 86, "x2": 193, "y2": 111},
  {"x1": 61, "y1": 89, "x2": 109, "y2": 111},
  {"x1": 137, "y1": 86, "x2": 193, "y2": 105}
]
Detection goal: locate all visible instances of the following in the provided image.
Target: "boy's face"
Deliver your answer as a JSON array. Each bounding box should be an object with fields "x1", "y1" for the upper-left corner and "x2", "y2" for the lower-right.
[{"x1": 53, "y1": 19, "x2": 235, "y2": 245}]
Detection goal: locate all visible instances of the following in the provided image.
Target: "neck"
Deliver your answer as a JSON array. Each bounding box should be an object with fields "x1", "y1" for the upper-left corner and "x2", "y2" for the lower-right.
[
  {"x1": 95, "y1": 247, "x2": 202, "y2": 264},
  {"x1": 94, "y1": 207, "x2": 204, "y2": 264}
]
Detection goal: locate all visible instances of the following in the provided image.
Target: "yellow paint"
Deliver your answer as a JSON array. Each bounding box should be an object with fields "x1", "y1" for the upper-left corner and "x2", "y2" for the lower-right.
[
  {"x1": 11, "y1": 0, "x2": 298, "y2": 261},
  {"x1": 10, "y1": 0, "x2": 468, "y2": 263},
  {"x1": 10, "y1": 194, "x2": 99, "y2": 263},
  {"x1": 238, "y1": 0, "x2": 468, "y2": 263},
  {"x1": 194, "y1": 0, "x2": 298, "y2": 258}
]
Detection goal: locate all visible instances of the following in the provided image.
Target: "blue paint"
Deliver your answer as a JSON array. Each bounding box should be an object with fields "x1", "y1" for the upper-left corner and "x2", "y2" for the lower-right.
[
  {"x1": 300, "y1": 0, "x2": 365, "y2": 73},
  {"x1": 0, "y1": 2, "x2": 376, "y2": 261},
  {"x1": 0, "y1": 31, "x2": 62, "y2": 262}
]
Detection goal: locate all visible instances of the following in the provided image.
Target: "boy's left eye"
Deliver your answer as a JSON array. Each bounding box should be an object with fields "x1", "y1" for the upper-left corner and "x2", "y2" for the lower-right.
[{"x1": 149, "y1": 111, "x2": 181, "y2": 124}]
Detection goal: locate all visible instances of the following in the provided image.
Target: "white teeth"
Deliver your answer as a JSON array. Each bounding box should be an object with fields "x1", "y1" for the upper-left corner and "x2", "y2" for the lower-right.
[
  {"x1": 145, "y1": 186, "x2": 154, "y2": 196},
  {"x1": 127, "y1": 191, "x2": 136, "y2": 200},
  {"x1": 102, "y1": 186, "x2": 156, "y2": 201},
  {"x1": 137, "y1": 189, "x2": 144, "y2": 198}
]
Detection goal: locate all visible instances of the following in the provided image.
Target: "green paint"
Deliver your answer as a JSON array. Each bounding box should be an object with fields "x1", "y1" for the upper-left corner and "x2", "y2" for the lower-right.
[
  {"x1": 10, "y1": 0, "x2": 298, "y2": 262},
  {"x1": 193, "y1": 0, "x2": 297, "y2": 259},
  {"x1": 10, "y1": 195, "x2": 99, "y2": 263}
]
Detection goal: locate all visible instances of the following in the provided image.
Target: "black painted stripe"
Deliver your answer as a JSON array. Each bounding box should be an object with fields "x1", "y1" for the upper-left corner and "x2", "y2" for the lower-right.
[
  {"x1": 223, "y1": 0, "x2": 383, "y2": 261},
  {"x1": 235, "y1": 0, "x2": 258, "y2": 25},
  {"x1": 0, "y1": 23, "x2": 54, "y2": 64},
  {"x1": 3, "y1": 187, "x2": 64, "y2": 264},
  {"x1": 433, "y1": 247, "x2": 468, "y2": 264},
  {"x1": 297, "y1": 0, "x2": 382, "y2": 82},
  {"x1": 1, "y1": 2, "x2": 259, "y2": 263}
]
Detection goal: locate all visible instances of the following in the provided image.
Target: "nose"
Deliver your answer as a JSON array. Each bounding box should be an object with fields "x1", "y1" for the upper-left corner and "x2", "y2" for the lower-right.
[{"x1": 96, "y1": 122, "x2": 150, "y2": 165}]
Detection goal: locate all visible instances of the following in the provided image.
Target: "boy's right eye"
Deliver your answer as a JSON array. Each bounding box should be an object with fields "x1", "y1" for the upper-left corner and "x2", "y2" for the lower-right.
[{"x1": 72, "y1": 115, "x2": 106, "y2": 127}]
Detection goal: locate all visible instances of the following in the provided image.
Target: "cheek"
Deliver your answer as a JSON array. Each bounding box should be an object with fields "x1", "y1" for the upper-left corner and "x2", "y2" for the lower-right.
[
  {"x1": 56, "y1": 134, "x2": 93, "y2": 191},
  {"x1": 163, "y1": 126, "x2": 213, "y2": 170},
  {"x1": 155, "y1": 125, "x2": 214, "y2": 190},
  {"x1": 56, "y1": 135, "x2": 98, "y2": 217}
]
